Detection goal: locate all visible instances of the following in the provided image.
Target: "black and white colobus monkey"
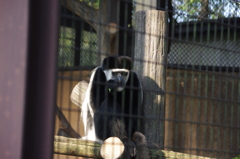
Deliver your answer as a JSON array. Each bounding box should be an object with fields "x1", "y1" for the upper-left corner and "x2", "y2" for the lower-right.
[{"x1": 81, "y1": 56, "x2": 149, "y2": 158}]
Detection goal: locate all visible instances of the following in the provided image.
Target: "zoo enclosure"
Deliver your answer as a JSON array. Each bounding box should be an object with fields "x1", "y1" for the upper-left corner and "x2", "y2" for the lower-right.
[
  {"x1": 1, "y1": 0, "x2": 239, "y2": 159},
  {"x1": 56, "y1": 0, "x2": 240, "y2": 158}
]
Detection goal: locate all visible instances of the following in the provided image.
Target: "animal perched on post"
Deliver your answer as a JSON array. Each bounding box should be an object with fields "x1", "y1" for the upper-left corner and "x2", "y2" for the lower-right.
[{"x1": 81, "y1": 56, "x2": 149, "y2": 158}]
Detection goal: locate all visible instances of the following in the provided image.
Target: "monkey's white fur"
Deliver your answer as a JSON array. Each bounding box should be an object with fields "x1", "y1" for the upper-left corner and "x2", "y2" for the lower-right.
[
  {"x1": 80, "y1": 68, "x2": 130, "y2": 143},
  {"x1": 80, "y1": 68, "x2": 103, "y2": 143}
]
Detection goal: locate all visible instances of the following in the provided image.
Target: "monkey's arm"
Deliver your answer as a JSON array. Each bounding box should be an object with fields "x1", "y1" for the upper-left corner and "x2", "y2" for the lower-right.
[{"x1": 55, "y1": 104, "x2": 81, "y2": 138}]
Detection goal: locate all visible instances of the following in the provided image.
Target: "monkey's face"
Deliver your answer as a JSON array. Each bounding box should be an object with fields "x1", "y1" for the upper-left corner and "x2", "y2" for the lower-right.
[{"x1": 104, "y1": 69, "x2": 130, "y2": 92}]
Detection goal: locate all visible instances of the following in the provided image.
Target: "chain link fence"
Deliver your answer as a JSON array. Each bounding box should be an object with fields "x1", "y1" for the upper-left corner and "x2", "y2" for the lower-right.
[
  {"x1": 168, "y1": 20, "x2": 240, "y2": 67},
  {"x1": 55, "y1": 0, "x2": 240, "y2": 158},
  {"x1": 58, "y1": 26, "x2": 98, "y2": 67},
  {"x1": 58, "y1": 6, "x2": 98, "y2": 68}
]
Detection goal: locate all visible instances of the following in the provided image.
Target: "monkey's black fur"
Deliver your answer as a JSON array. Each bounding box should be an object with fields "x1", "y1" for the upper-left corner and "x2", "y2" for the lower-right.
[
  {"x1": 89, "y1": 56, "x2": 149, "y2": 158},
  {"x1": 102, "y1": 56, "x2": 133, "y2": 70},
  {"x1": 92, "y1": 58, "x2": 142, "y2": 140}
]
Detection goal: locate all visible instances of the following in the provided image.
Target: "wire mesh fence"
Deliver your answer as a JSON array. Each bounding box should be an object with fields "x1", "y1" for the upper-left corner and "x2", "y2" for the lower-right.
[{"x1": 55, "y1": 0, "x2": 240, "y2": 159}]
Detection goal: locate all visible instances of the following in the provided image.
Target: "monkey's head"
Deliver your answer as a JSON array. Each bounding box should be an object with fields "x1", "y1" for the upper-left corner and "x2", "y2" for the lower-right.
[{"x1": 102, "y1": 56, "x2": 133, "y2": 92}]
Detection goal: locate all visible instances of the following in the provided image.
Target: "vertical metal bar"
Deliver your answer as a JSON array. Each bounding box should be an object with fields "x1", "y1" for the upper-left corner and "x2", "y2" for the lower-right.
[
  {"x1": 21, "y1": 0, "x2": 60, "y2": 159},
  {"x1": 0, "y1": 1, "x2": 29, "y2": 159}
]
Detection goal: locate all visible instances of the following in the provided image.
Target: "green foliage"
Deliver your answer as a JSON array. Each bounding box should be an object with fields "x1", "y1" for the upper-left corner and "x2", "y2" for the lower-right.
[
  {"x1": 80, "y1": 0, "x2": 99, "y2": 9},
  {"x1": 232, "y1": 154, "x2": 240, "y2": 159},
  {"x1": 173, "y1": 0, "x2": 240, "y2": 22},
  {"x1": 58, "y1": 27, "x2": 98, "y2": 68},
  {"x1": 177, "y1": 0, "x2": 201, "y2": 16},
  {"x1": 58, "y1": 27, "x2": 75, "y2": 67},
  {"x1": 80, "y1": 31, "x2": 98, "y2": 66}
]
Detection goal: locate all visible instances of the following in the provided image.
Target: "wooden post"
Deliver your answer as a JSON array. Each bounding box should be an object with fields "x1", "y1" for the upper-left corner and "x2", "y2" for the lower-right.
[{"x1": 134, "y1": 10, "x2": 168, "y2": 148}]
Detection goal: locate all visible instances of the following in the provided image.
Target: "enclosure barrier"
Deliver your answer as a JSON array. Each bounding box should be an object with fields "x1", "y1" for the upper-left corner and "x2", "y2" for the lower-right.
[{"x1": 56, "y1": 1, "x2": 240, "y2": 158}]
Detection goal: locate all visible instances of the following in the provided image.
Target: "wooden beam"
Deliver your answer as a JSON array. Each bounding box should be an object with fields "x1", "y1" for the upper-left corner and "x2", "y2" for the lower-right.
[
  {"x1": 134, "y1": 10, "x2": 168, "y2": 148},
  {"x1": 54, "y1": 136, "x2": 101, "y2": 158},
  {"x1": 53, "y1": 136, "x2": 216, "y2": 159}
]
